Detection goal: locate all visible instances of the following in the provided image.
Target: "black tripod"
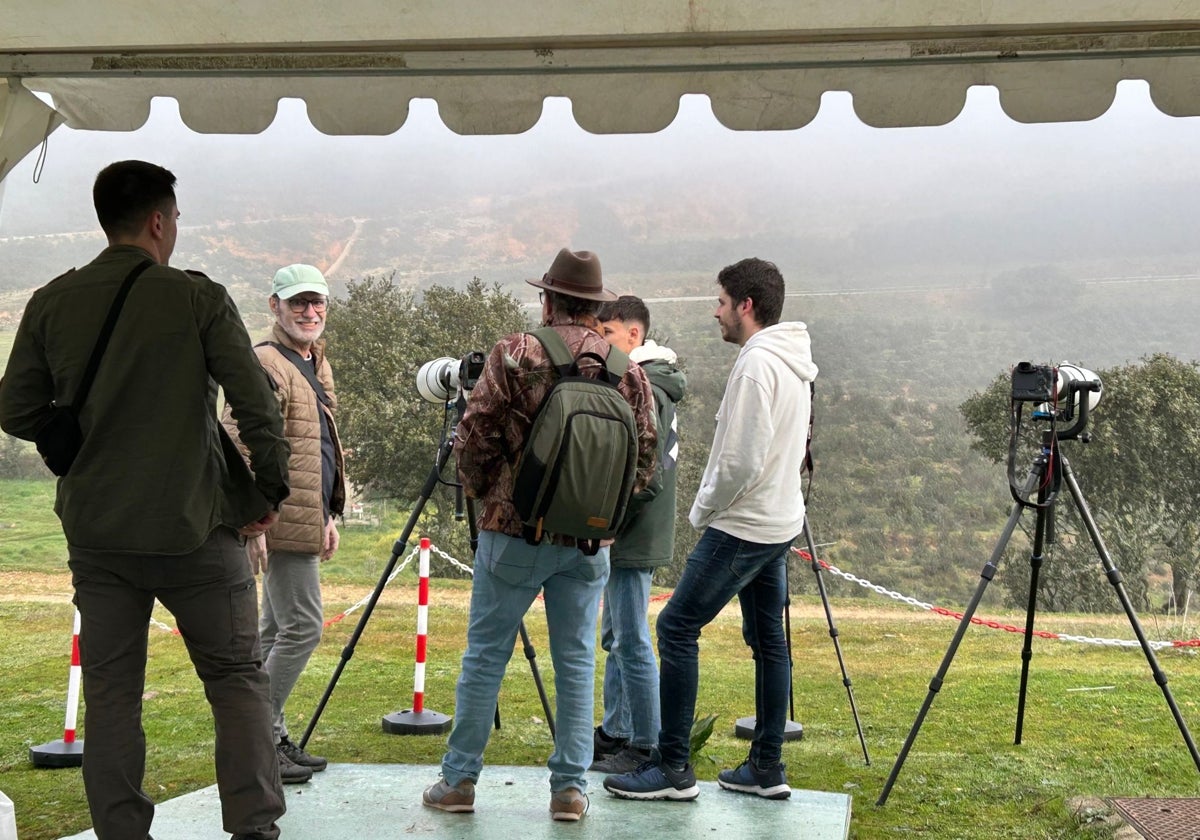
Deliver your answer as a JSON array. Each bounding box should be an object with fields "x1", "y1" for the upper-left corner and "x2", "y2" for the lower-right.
[
  {"x1": 732, "y1": 516, "x2": 870, "y2": 764},
  {"x1": 800, "y1": 517, "x2": 871, "y2": 765},
  {"x1": 299, "y1": 402, "x2": 556, "y2": 750},
  {"x1": 878, "y1": 428, "x2": 1200, "y2": 805}
]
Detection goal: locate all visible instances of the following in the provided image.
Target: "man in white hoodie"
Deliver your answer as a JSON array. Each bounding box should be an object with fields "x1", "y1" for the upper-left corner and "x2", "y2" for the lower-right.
[{"x1": 604, "y1": 257, "x2": 818, "y2": 803}]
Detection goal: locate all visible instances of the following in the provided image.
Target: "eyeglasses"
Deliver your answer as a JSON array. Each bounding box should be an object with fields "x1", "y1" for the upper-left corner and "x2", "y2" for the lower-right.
[{"x1": 283, "y1": 296, "x2": 327, "y2": 313}]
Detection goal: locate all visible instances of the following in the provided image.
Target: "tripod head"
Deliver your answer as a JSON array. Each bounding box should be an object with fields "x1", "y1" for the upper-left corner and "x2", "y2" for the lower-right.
[{"x1": 1007, "y1": 362, "x2": 1103, "y2": 509}]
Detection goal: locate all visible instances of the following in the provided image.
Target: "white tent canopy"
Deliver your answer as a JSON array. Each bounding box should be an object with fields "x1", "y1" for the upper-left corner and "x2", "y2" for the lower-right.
[{"x1": 4, "y1": 1, "x2": 1200, "y2": 181}]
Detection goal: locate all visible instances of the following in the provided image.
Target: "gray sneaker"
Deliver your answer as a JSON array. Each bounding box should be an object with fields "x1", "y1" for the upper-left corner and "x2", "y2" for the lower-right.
[
  {"x1": 422, "y1": 778, "x2": 476, "y2": 813},
  {"x1": 278, "y1": 736, "x2": 327, "y2": 771},
  {"x1": 277, "y1": 750, "x2": 312, "y2": 785},
  {"x1": 590, "y1": 745, "x2": 653, "y2": 774}
]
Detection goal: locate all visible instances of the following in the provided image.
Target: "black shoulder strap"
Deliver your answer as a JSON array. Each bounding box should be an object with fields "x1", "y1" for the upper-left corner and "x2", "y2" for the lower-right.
[
  {"x1": 804, "y1": 380, "x2": 815, "y2": 476},
  {"x1": 72, "y1": 259, "x2": 153, "y2": 410},
  {"x1": 801, "y1": 380, "x2": 815, "y2": 503},
  {"x1": 258, "y1": 341, "x2": 332, "y2": 407}
]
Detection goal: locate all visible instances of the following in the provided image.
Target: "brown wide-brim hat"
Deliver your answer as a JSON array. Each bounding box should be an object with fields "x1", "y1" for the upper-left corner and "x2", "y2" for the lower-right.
[{"x1": 526, "y1": 248, "x2": 617, "y2": 302}]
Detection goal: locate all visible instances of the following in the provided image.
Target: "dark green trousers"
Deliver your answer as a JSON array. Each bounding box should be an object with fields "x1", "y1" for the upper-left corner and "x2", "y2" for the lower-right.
[{"x1": 69, "y1": 527, "x2": 284, "y2": 840}]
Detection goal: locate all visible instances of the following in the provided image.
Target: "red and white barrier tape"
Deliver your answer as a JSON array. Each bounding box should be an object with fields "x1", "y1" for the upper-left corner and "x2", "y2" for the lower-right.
[{"x1": 792, "y1": 548, "x2": 1200, "y2": 650}]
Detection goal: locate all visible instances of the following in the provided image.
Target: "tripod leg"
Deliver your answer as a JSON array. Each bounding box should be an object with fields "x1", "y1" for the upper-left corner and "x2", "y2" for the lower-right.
[
  {"x1": 1061, "y1": 457, "x2": 1200, "y2": 774},
  {"x1": 877, "y1": 466, "x2": 1039, "y2": 805},
  {"x1": 460, "y1": 498, "x2": 557, "y2": 740},
  {"x1": 300, "y1": 438, "x2": 451, "y2": 749},
  {"x1": 802, "y1": 517, "x2": 870, "y2": 765},
  {"x1": 1015, "y1": 494, "x2": 1052, "y2": 745},
  {"x1": 519, "y1": 620, "x2": 556, "y2": 739}
]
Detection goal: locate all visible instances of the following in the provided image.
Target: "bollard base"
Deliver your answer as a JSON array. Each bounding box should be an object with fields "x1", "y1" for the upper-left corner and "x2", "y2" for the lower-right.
[
  {"x1": 30, "y1": 739, "x2": 84, "y2": 768},
  {"x1": 734, "y1": 716, "x2": 803, "y2": 742},
  {"x1": 382, "y1": 709, "x2": 453, "y2": 736}
]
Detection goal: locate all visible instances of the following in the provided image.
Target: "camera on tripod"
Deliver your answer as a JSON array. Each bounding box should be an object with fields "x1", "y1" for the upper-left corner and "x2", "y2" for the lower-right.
[
  {"x1": 1011, "y1": 361, "x2": 1103, "y2": 423},
  {"x1": 416, "y1": 351, "x2": 486, "y2": 404}
]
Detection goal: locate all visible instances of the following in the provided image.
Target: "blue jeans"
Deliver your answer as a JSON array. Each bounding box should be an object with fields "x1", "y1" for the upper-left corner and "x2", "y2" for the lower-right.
[
  {"x1": 600, "y1": 566, "x2": 660, "y2": 749},
  {"x1": 656, "y1": 527, "x2": 793, "y2": 769},
  {"x1": 442, "y1": 530, "x2": 608, "y2": 793}
]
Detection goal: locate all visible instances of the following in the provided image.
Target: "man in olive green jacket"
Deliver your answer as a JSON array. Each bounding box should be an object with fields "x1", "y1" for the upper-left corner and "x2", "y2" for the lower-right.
[{"x1": 0, "y1": 161, "x2": 290, "y2": 840}]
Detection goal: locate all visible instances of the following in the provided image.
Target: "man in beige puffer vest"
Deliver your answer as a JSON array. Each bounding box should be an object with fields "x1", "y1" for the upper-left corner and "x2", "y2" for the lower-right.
[{"x1": 223, "y1": 263, "x2": 346, "y2": 785}]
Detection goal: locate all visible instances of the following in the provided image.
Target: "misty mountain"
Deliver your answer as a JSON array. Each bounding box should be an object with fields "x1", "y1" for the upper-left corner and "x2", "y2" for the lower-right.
[{"x1": 4, "y1": 84, "x2": 1200, "y2": 303}]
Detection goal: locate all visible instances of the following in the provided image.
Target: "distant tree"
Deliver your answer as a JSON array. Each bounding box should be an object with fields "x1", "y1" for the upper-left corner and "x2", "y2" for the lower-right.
[
  {"x1": 0, "y1": 434, "x2": 47, "y2": 480},
  {"x1": 324, "y1": 274, "x2": 528, "y2": 559},
  {"x1": 987, "y1": 265, "x2": 1081, "y2": 314},
  {"x1": 960, "y1": 354, "x2": 1200, "y2": 612}
]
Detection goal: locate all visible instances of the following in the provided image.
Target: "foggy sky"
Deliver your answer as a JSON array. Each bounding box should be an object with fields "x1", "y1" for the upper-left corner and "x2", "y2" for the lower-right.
[{"x1": 2, "y1": 80, "x2": 1199, "y2": 286}]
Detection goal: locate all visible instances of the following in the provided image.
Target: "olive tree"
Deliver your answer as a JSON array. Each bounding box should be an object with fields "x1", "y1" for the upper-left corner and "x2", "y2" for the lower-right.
[{"x1": 323, "y1": 274, "x2": 529, "y2": 561}]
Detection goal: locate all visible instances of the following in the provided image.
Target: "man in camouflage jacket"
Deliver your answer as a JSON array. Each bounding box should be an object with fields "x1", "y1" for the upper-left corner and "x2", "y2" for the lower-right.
[{"x1": 422, "y1": 248, "x2": 656, "y2": 822}]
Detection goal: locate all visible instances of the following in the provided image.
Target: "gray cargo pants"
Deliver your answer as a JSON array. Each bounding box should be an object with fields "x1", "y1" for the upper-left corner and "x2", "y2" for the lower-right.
[{"x1": 69, "y1": 527, "x2": 284, "y2": 840}]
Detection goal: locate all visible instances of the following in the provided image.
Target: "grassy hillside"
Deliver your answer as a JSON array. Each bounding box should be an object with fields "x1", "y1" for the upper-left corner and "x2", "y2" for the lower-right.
[
  {"x1": 5, "y1": 270, "x2": 1200, "y2": 609},
  {"x1": 1, "y1": 560, "x2": 1197, "y2": 839}
]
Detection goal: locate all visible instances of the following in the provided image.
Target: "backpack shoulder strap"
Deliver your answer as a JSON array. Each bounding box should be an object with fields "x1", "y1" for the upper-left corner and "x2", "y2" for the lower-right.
[
  {"x1": 257, "y1": 341, "x2": 332, "y2": 407},
  {"x1": 603, "y1": 344, "x2": 630, "y2": 382},
  {"x1": 528, "y1": 327, "x2": 629, "y2": 385},
  {"x1": 528, "y1": 327, "x2": 575, "y2": 376}
]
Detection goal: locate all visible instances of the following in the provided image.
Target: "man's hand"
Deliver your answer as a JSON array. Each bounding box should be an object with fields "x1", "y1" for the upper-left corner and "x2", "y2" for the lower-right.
[
  {"x1": 247, "y1": 533, "x2": 269, "y2": 575},
  {"x1": 321, "y1": 519, "x2": 340, "y2": 561},
  {"x1": 239, "y1": 509, "x2": 278, "y2": 537}
]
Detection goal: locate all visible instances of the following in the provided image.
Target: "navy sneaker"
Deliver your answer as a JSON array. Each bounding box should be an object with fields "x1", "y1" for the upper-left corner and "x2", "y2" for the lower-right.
[
  {"x1": 603, "y1": 760, "x2": 699, "y2": 801},
  {"x1": 717, "y1": 758, "x2": 791, "y2": 800}
]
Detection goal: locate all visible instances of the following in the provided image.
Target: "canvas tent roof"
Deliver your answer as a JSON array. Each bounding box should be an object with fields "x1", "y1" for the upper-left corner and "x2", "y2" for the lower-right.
[{"x1": 4, "y1": 1, "x2": 1200, "y2": 182}]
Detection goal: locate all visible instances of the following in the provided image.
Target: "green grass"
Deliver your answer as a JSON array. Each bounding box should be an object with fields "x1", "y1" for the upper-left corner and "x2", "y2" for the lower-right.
[
  {"x1": 1, "y1": 480, "x2": 1198, "y2": 838},
  {"x1": 0, "y1": 480, "x2": 67, "y2": 571}
]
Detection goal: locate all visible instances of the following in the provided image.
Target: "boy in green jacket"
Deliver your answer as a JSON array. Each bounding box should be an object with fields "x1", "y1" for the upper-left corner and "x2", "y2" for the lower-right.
[{"x1": 591, "y1": 295, "x2": 687, "y2": 773}]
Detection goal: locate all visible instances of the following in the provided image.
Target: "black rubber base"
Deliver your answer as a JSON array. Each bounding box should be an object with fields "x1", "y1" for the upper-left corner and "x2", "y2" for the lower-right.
[
  {"x1": 734, "y1": 716, "x2": 804, "y2": 741},
  {"x1": 30, "y1": 738, "x2": 84, "y2": 768},
  {"x1": 381, "y1": 708, "x2": 453, "y2": 735}
]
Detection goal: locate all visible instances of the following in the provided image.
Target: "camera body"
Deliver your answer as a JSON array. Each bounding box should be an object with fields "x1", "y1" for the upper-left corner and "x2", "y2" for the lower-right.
[
  {"x1": 1011, "y1": 361, "x2": 1103, "y2": 423},
  {"x1": 417, "y1": 351, "x2": 486, "y2": 403},
  {"x1": 1011, "y1": 362, "x2": 1055, "y2": 403}
]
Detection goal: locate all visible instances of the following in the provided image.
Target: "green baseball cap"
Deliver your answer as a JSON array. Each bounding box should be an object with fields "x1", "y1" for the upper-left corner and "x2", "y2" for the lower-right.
[{"x1": 272, "y1": 264, "x2": 328, "y2": 300}]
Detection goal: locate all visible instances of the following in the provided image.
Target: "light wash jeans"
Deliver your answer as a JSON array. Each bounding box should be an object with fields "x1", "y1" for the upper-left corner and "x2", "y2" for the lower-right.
[
  {"x1": 656, "y1": 527, "x2": 793, "y2": 769},
  {"x1": 600, "y1": 566, "x2": 660, "y2": 750},
  {"x1": 442, "y1": 530, "x2": 608, "y2": 793},
  {"x1": 260, "y1": 550, "x2": 324, "y2": 742}
]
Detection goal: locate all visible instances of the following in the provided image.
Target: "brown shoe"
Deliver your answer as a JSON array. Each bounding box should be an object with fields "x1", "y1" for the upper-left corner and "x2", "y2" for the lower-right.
[
  {"x1": 550, "y1": 787, "x2": 588, "y2": 821},
  {"x1": 423, "y1": 778, "x2": 476, "y2": 813}
]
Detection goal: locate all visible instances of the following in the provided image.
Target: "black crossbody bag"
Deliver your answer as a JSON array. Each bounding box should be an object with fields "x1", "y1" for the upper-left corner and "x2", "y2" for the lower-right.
[
  {"x1": 35, "y1": 260, "x2": 153, "y2": 476},
  {"x1": 256, "y1": 341, "x2": 333, "y2": 408}
]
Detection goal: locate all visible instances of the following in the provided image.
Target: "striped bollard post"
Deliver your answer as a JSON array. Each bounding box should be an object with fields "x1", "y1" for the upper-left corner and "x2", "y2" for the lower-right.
[
  {"x1": 382, "y1": 537, "x2": 452, "y2": 735},
  {"x1": 30, "y1": 609, "x2": 86, "y2": 767}
]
